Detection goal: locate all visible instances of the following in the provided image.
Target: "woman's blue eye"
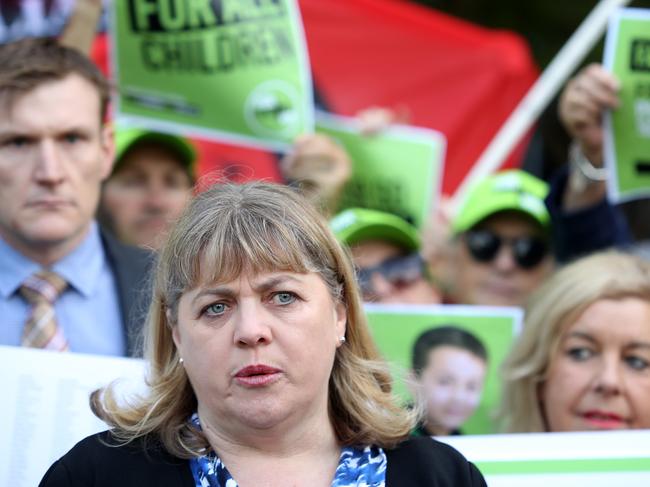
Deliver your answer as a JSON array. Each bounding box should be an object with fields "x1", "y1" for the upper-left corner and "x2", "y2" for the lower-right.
[
  {"x1": 625, "y1": 356, "x2": 649, "y2": 371},
  {"x1": 204, "y1": 303, "x2": 227, "y2": 316},
  {"x1": 567, "y1": 347, "x2": 593, "y2": 361},
  {"x1": 273, "y1": 292, "x2": 296, "y2": 305}
]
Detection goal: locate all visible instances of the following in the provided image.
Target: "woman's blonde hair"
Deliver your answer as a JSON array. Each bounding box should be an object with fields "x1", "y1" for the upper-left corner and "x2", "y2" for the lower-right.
[
  {"x1": 93, "y1": 181, "x2": 415, "y2": 457},
  {"x1": 497, "y1": 251, "x2": 650, "y2": 433}
]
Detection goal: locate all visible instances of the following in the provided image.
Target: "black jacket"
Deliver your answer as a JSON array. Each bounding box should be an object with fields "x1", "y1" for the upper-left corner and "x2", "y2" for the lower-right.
[{"x1": 40, "y1": 431, "x2": 486, "y2": 486}]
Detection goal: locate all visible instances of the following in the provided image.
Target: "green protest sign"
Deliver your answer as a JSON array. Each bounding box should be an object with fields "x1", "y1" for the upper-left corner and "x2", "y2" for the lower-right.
[
  {"x1": 111, "y1": 0, "x2": 313, "y2": 150},
  {"x1": 604, "y1": 8, "x2": 650, "y2": 202},
  {"x1": 364, "y1": 303, "x2": 522, "y2": 435},
  {"x1": 315, "y1": 111, "x2": 445, "y2": 230},
  {"x1": 443, "y1": 430, "x2": 650, "y2": 486}
]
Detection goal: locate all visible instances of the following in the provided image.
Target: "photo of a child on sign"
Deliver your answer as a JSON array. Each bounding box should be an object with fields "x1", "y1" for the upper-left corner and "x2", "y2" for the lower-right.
[{"x1": 410, "y1": 326, "x2": 488, "y2": 437}]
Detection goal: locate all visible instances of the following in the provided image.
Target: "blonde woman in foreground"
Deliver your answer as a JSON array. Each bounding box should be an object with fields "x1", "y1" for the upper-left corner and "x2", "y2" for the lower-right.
[{"x1": 41, "y1": 182, "x2": 485, "y2": 487}]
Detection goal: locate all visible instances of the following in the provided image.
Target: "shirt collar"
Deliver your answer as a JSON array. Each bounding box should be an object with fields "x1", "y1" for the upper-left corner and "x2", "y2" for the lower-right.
[
  {"x1": 0, "y1": 237, "x2": 41, "y2": 298},
  {"x1": 0, "y1": 222, "x2": 106, "y2": 298}
]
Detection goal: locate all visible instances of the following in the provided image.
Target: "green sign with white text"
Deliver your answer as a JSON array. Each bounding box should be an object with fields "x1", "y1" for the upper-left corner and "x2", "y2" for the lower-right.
[
  {"x1": 604, "y1": 8, "x2": 650, "y2": 202},
  {"x1": 111, "y1": 0, "x2": 313, "y2": 150}
]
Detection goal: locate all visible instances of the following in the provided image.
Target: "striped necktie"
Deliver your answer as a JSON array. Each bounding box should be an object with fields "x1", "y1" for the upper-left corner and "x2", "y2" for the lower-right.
[{"x1": 20, "y1": 270, "x2": 69, "y2": 351}]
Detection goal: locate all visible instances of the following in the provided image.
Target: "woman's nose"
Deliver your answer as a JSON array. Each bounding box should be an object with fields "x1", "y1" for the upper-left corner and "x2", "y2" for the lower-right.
[
  {"x1": 593, "y1": 357, "x2": 623, "y2": 396},
  {"x1": 232, "y1": 302, "x2": 273, "y2": 347}
]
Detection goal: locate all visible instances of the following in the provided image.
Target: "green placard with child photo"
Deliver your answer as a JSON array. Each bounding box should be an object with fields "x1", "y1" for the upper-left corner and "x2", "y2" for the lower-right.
[
  {"x1": 604, "y1": 8, "x2": 650, "y2": 202},
  {"x1": 364, "y1": 303, "x2": 522, "y2": 435},
  {"x1": 315, "y1": 111, "x2": 446, "y2": 230},
  {"x1": 111, "y1": 0, "x2": 313, "y2": 150}
]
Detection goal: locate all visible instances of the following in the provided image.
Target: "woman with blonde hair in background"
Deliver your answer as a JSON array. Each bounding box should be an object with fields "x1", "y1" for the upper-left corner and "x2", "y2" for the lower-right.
[
  {"x1": 41, "y1": 181, "x2": 485, "y2": 486},
  {"x1": 498, "y1": 251, "x2": 650, "y2": 433}
]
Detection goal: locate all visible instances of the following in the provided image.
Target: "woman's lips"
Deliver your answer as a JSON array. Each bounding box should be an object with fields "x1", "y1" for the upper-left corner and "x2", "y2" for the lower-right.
[
  {"x1": 234, "y1": 365, "x2": 282, "y2": 388},
  {"x1": 581, "y1": 410, "x2": 628, "y2": 429}
]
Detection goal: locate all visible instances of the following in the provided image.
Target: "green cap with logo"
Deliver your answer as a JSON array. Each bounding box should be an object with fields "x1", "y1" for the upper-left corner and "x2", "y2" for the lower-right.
[
  {"x1": 452, "y1": 169, "x2": 550, "y2": 235},
  {"x1": 330, "y1": 208, "x2": 421, "y2": 251},
  {"x1": 114, "y1": 126, "x2": 197, "y2": 180}
]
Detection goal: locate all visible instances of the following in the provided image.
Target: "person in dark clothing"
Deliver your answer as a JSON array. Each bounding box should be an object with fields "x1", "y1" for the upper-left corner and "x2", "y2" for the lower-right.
[
  {"x1": 41, "y1": 182, "x2": 486, "y2": 486},
  {"x1": 542, "y1": 63, "x2": 648, "y2": 263}
]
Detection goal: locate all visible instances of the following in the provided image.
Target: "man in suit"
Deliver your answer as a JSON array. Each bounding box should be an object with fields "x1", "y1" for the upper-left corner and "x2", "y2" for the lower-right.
[{"x1": 0, "y1": 37, "x2": 151, "y2": 357}]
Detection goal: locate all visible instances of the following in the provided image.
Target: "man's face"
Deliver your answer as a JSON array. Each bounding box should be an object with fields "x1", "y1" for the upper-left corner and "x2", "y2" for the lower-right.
[
  {"x1": 0, "y1": 74, "x2": 113, "y2": 264},
  {"x1": 350, "y1": 240, "x2": 441, "y2": 304},
  {"x1": 452, "y1": 212, "x2": 553, "y2": 307},
  {"x1": 101, "y1": 144, "x2": 193, "y2": 249}
]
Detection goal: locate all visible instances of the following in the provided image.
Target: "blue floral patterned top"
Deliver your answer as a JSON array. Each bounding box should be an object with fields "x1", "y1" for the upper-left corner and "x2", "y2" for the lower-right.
[{"x1": 188, "y1": 413, "x2": 387, "y2": 487}]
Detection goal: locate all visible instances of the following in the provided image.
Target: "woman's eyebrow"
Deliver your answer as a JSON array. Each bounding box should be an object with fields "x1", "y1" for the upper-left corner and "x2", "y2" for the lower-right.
[
  {"x1": 190, "y1": 275, "x2": 305, "y2": 304},
  {"x1": 566, "y1": 333, "x2": 650, "y2": 351},
  {"x1": 191, "y1": 287, "x2": 236, "y2": 304},
  {"x1": 252, "y1": 275, "x2": 303, "y2": 293},
  {"x1": 564, "y1": 331, "x2": 597, "y2": 344}
]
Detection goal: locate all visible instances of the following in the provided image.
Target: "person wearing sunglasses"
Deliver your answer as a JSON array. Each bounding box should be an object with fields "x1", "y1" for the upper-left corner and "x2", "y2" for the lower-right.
[
  {"x1": 449, "y1": 170, "x2": 554, "y2": 307},
  {"x1": 330, "y1": 208, "x2": 442, "y2": 304}
]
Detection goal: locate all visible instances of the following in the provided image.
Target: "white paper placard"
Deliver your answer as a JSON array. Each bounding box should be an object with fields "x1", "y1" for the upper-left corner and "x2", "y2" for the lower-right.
[
  {"x1": 442, "y1": 430, "x2": 650, "y2": 486},
  {"x1": 0, "y1": 346, "x2": 146, "y2": 487}
]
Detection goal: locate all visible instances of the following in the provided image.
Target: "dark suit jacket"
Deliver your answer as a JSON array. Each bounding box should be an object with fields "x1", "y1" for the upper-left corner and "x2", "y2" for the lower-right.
[
  {"x1": 100, "y1": 230, "x2": 154, "y2": 357},
  {"x1": 40, "y1": 431, "x2": 486, "y2": 486}
]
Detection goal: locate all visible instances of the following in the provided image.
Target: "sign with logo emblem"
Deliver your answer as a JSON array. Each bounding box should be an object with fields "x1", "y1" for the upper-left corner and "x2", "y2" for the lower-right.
[
  {"x1": 604, "y1": 8, "x2": 650, "y2": 202},
  {"x1": 111, "y1": 0, "x2": 313, "y2": 150}
]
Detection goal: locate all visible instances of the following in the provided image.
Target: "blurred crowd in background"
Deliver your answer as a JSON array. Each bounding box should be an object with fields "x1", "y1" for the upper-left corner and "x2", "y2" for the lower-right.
[{"x1": 1, "y1": 0, "x2": 650, "y2": 439}]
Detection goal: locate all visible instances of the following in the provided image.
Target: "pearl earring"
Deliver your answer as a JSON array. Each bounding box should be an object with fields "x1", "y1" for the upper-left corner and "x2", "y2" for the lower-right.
[{"x1": 340, "y1": 336, "x2": 346, "y2": 343}]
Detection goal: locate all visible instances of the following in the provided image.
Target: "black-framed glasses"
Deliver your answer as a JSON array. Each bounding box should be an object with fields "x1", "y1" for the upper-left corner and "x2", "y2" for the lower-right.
[
  {"x1": 356, "y1": 252, "x2": 425, "y2": 297},
  {"x1": 463, "y1": 229, "x2": 548, "y2": 269}
]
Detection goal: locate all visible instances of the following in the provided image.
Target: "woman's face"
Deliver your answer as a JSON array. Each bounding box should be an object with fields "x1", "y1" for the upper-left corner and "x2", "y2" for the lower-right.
[
  {"x1": 172, "y1": 268, "x2": 347, "y2": 434},
  {"x1": 541, "y1": 298, "x2": 650, "y2": 431},
  {"x1": 417, "y1": 346, "x2": 486, "y2": 435}
]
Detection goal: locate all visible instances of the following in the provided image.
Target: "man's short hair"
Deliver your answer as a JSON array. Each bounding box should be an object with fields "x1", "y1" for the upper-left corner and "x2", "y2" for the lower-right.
[
  {"x1": 0, "y1": 37, "x2": 110, "y2": 121},
  {"x1": 411, "y1": 325, "x2": 487, "y2": 376}
]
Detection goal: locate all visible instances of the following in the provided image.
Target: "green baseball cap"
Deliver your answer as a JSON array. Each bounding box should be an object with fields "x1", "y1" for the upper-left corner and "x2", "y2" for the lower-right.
[
  {"x1": 452, "y1": 169, "x2": 550, "y2": 234},
  {"x1": 114, "y1": 126, "x2": 197, "y2": 180},
  {"x1": 330, "y1": 208, "x2": 420, "y2": 251}
]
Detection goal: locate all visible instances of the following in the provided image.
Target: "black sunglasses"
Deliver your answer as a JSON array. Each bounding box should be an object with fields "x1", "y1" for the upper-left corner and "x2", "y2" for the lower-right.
[
  {"x1": 463, "y1": 229, "x2": 548, "y2": 269},
  {"x1": 356, "y1": 253, "x2": 425, "y2": 297}
]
